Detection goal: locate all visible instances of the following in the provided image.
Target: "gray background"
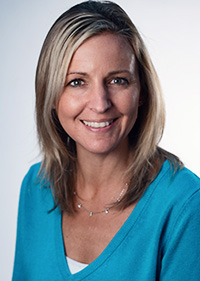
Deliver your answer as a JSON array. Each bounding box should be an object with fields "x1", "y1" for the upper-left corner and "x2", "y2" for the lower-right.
[{"x1": 1, "y1": 0, "x2": 200, "y2": 279}]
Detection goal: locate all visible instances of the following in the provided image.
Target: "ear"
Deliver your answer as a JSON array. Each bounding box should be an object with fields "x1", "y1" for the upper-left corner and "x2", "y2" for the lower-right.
[
  {"x1": 52, "y1": 99, "x2": 57, "y2": 110},
  {"x1": 138, "y1": 94, "x2": 145, "y2": 106}
]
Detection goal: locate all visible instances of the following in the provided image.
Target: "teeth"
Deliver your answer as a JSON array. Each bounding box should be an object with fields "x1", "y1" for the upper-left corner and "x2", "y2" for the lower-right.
[{"x1": 83, "y1": 120, "x2": 113, "y2": 128}]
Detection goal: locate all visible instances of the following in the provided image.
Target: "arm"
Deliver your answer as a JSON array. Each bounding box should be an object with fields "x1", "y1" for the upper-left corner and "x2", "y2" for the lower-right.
[
  {"x1": 160, "y1": 190, "x2": 200, "y2": 280},
  {"x1": 12, "y1": 164, "x2": 41, "y2": 281},
  {"x1": 12, "y1": 172, "x2": 30, "y2": 281}
]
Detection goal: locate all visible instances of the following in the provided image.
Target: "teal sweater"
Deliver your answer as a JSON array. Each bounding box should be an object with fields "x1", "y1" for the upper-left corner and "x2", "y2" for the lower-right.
[{"x1": 12, "y1": 161, "x2": 200, "y2": 280}]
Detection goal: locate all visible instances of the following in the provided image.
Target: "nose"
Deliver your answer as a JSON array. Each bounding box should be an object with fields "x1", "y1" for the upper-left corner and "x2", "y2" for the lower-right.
[{"x1": 88, "y1": 83, "x2": 112, "y2": 113}]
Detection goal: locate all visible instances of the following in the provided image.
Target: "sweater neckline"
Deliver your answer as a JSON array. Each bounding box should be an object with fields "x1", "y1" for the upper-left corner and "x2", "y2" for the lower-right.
[{"x1": 54, "y1": 160, "x2": 170, "y2": 280}]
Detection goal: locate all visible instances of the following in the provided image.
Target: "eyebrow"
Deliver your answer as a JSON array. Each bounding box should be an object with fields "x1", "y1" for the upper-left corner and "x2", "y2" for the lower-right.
[
  {"x1": 107, "y1": 70, "x2": 132, "y2": 76},
  {"x1": 67, "y1": 72, "x2": 88, "y2": 76},
  {"x1": 67, "y1": 70, "x2": 132, "y2": 76}
]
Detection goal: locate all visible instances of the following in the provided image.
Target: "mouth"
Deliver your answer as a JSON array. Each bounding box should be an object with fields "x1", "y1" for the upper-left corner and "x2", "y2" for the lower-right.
[{"x1": 82, "y1": 119, "x2": 116, "y2": 128}]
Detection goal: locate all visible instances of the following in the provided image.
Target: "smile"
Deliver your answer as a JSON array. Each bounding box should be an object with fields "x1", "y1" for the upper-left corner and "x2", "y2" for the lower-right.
[{"x1": 82, "y1": 120, "x2": 114, "y2": 128}]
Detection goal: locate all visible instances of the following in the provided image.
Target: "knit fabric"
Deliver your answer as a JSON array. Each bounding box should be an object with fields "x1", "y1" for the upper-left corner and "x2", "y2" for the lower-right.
[{"x1": 12, "y1": 160, "x2": 200, "y2": 280}]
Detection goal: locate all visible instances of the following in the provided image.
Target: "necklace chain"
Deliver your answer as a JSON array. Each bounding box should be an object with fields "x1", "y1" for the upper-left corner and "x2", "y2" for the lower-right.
[{"x1": 74, "y1": 183, "x2": 128, "y2": 217}]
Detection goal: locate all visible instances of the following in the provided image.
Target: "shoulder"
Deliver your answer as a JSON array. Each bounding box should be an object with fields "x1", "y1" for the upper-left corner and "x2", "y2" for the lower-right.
[
  {"x1": 157, "y1": 160, "x2": 200, "y2": 199},
  {"x1": 168, "y1": 165, "x2": 200, "y2": 216},
  {"x1": 147, "y1": 161, "x2": 200, "y2": 247},
  {"x1": 172, "y1": 164, "x2": 200, "y2": 188},
  {"x1": 157, "y1": 164, "x2": 200, "y2": 278},
  {"x1": 21, "y1": 162, "x2": 50, "y2": 192},
  {"x1": 19, "y1": 162, "x2": 54, "y2": 212},
  {"x1": 168, "y1": 165, "x2": 200, "y2": 220},
  {"x1": 148, "y1": 160, "x2": 200, "y2": 227},
  {"x1": 22, "y1": 162, "x2": 43, "y2": 185},
  {"x1": 20, "y1": 162, "x2": 42, "y2": 199}
]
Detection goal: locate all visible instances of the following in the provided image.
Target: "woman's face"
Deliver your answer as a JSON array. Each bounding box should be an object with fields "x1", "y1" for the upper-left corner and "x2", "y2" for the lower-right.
[{"x1": 57, "y1": 32, "x2": 140, "y2": 156}]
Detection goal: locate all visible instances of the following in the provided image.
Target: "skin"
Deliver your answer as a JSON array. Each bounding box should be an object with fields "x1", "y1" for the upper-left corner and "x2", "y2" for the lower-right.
[
  {"x1": 58, "y1": 32, "x2": 140, "y2": 157},
  {"x1": 58, "y1": 33, "x2": 140, "y2": 264}
]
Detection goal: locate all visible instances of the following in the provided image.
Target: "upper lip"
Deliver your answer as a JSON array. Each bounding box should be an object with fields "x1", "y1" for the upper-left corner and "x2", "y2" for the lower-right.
[
  {"x1": 81, "y1": 118, "x2": 118, "y2": 128},
  {"x1": 82, "y1": 120, "x2": 114, "y2": 128},
  {"x1": 81, "y1": 118, "x2": 117, "y2": 123}
]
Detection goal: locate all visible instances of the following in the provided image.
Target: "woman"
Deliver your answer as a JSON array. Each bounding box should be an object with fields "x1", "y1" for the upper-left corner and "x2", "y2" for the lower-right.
[{"x1": 12, "y1": 1, "x2": 200, "y2": 280}]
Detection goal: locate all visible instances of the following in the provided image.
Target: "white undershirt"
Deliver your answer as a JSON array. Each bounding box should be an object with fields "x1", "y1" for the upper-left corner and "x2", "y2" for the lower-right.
[{"x1": 66, "y1": 256, "x2": 89, "y2": 274}]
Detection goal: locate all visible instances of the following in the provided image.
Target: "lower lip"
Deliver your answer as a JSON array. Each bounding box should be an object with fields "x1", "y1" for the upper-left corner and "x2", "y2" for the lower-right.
[{"x1": 82, "y1": 119, "x2": 118, "y2": 132}]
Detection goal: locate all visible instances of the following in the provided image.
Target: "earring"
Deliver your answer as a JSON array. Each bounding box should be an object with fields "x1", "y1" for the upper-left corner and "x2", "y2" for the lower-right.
[
  {"x1": 139, "y1": 99, "x2": 143, "y2": 106},
  {"x1": 67, "y1": 136, "x2": 71, "y2": 146}
]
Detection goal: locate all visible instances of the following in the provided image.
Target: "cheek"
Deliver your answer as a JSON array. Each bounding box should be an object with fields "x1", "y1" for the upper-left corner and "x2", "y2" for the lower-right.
[
  {"x1": 118, "y1": 92, "x2": 140, "y2": 116},
  {"x1": 57, "y1": 95, "x2": 81, "y2": 122},
  {"x1": 130, "y1": 95, "x2": 140, "y2": 115}
]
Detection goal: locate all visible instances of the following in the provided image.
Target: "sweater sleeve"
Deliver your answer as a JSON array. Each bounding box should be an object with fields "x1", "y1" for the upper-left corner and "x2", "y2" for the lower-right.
[
  {"x1": 12, "y1": 164, "x2": 41, "y2": 281},
  {"x1": 160, "y1": 189, "x2": 200, "y2": 280}
]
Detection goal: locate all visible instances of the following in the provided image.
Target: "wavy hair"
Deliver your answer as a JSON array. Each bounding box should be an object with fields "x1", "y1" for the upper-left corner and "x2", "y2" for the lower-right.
[{"x1": 35, "y1": 0, "x2": 182, "y2": 213}]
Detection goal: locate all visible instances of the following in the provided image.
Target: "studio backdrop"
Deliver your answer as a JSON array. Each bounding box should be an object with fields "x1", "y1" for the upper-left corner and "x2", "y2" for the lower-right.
[{"x1": 0, "y1": 0, "x2": 199, "y2": 280}]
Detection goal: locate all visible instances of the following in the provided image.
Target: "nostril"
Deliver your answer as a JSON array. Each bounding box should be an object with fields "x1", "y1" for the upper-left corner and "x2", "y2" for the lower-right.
[{"x1": 89, "y1": 98, "x2": 112, "y2": 113}]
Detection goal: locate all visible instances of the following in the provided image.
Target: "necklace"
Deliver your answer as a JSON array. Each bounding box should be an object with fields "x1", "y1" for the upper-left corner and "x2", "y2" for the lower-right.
[{"x1": 74, "y1": 183, "x2": 128, "y2": 217}]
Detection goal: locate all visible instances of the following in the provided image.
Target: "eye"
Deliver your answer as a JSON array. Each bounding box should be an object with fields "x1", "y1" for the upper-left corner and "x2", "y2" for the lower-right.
[
  {"x1": 66, "y1": 79, "x2": 85, "y2": 88},
  {"x1": 109, "y1": 77, "x2": 129, "y2": 86}
]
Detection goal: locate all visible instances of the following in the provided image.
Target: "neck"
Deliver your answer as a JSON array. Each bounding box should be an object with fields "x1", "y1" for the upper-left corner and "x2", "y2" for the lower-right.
[{"x1": 75, "y1": 140, "x2": 130, "y2": 199}]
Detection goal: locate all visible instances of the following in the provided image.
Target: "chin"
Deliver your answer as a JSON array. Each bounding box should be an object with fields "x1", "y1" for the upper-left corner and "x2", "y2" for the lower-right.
[{"x1": 76, "y1": 140, "x2": 124, "y2": 155}]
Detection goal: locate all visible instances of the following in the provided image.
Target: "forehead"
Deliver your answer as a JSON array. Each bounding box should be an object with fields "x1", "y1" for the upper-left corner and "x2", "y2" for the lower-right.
[{"x1": 68, "y1": 32, "x2": 136, "y2": 72}]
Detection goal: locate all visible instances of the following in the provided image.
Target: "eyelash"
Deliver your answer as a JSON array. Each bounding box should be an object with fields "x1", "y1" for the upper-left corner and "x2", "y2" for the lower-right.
[
  {"x1": 109, "y1": 77, "x2": 129, "y2": 86},
  {"x1": 65, "y1": 77, "x2": 130, "y2": 88},
  {"x1": 66, "y1": 79, "x2": 84, "y2": 88}
]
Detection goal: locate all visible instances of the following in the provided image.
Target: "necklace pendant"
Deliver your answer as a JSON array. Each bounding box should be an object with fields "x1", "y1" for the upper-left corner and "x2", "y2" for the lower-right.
[{"x1": 75, "y1": 182, "x2": 128, "y2": 216}]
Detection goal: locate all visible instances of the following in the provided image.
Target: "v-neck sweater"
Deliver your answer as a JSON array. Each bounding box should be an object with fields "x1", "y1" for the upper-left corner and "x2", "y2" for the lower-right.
[{"x1": 12, "y1": 160, "x2": 200, "y2": 280}]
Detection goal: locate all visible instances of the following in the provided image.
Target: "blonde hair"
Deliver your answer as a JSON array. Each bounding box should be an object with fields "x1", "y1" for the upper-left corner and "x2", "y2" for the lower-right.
[{"x1": 36, "y1": 0, "x2": 182, "y2": 213}]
